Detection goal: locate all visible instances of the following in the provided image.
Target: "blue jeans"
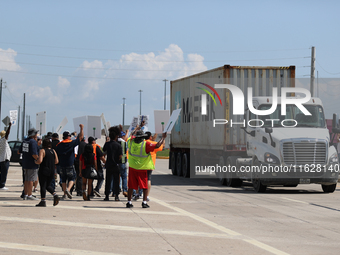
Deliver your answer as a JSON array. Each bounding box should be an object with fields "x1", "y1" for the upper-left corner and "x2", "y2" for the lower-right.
[
  {"x1": 119, "y1": 163, "x2": 127, "y2": 192},
  {"x1": 0, "y1": 160, "x2": 9, "y2": 188},
  {"x1": 95, "y1": 169, "x2": 104, "y2": 192}
]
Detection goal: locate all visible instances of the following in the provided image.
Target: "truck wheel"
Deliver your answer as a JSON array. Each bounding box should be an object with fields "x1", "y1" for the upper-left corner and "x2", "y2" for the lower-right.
[
  {"x1": 225, "y1": 156, "x2": 243, "y2": 187},
  {"x1": 217, "y1": 156, "x2": 227, "y2": 185},
  {"x1": 252, "y1": 158, "x2": 267, "y2": 193},
  {"x1": 182, "y1": 153, "x2": 190, "y2": 178},
  {"x1": 321, "y1": 184, "x2": 337, "y2": 193},
  {"x1": 176, "y1": 152, "x2": 182, "y2": 176},
  {"x1": 170, "y1": 152, "x2": 177, "y2": 176}
]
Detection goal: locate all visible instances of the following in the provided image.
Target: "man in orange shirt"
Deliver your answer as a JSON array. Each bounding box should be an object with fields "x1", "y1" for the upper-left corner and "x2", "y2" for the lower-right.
[{"x1": 145, "y1": 132, "x2": 164, "y2": 201}]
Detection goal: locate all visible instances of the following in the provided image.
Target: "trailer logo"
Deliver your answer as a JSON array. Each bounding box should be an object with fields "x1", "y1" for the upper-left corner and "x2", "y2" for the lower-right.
[
  {"x1": 196, "y1": 82, "x2": 222, "y2": 115},
  {"x1": 213, "y1": 84, "x2": 311, "y2": 116},
  {"x1": 197, "y1": 84, "x2": 312, "y2": 128}
]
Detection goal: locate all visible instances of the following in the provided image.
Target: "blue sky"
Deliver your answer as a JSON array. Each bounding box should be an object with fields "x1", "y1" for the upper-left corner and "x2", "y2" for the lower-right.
[{"x1": 0, "y1": 0, "x2": 339, "y2": 140}]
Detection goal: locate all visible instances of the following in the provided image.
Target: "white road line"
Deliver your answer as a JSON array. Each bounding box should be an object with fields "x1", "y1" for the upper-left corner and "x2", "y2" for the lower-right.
[
  {"x1": 0, "y1": 201, "x2": 183, "y2": 216},
  {"x1": 0, "y1": 241, "x2": 119, "y2": 255},
  {"x1": 152, "y1": 197, "x2": 290, "y2": 255},
  {"x1": 280, "y1": 197, "x2": 309, "y2": 204},
  {"x1": 0, "y1": 216, "x2": 234, "y2": 239}
]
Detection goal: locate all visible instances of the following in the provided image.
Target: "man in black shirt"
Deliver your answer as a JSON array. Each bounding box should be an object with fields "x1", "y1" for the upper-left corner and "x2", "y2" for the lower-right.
[
  {"x1": 74, "y1": 136, "x2": 86, "y2": 196},
  {"x1": 103, "y1": 126, "x2": 122, "y2": 201}
]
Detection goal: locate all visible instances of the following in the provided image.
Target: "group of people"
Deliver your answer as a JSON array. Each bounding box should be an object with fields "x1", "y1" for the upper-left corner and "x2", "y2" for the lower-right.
[{"x1": 0, "y1": 121, "x2": 166, "y2": 208}]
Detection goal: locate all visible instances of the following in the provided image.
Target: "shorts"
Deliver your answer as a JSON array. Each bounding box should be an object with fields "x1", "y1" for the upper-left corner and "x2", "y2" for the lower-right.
[
  {"x1": 60, "y1": 166, "x2": 76, "y2": 183},
  {"x1": 128, "y1": 168, "x2": 148, "y2": 190},
  {"x1": 147, "y1": 170, "x2": 152, "y2": 181},
  {"x1": 24, "y1": 169, "x2": 38, "y2": 182}
]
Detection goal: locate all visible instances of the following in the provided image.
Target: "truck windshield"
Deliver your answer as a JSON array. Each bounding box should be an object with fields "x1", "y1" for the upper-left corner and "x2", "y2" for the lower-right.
[{"x1": 257, "y1": 104, "x2": 326, "y2": 128}]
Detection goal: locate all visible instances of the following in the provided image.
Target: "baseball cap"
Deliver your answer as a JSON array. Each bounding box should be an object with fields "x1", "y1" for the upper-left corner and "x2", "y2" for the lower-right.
[
  {"x1": 134, "y1": 130, "x2": 148, "y2": 138},
  {"x1": 0, "y1": 130, "x2": 6, "y2": 138},
  {"x1": 62, "y1": 131, "x2": 71, "y2": 139},
  {"x1": 52, "y1": 133, "x2": 59, "y2": 138},
  {"x1": 88, "y1": 136, "x2": 97, "y2": 144},
  {"x1": 28, "y1": 128, "x2": 39, "y2": 137}
]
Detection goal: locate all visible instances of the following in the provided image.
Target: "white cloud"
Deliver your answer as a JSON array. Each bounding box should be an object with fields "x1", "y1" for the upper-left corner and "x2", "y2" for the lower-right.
[
  {"x1": 0, "y1": 48, "x2": 21, "y2": 71},
  {"x1": 28, "y1": 86, "x2": 61, "y2": 104},
  {"x1": 57, "y1": 76, "x2": 70, "y2": 90},
  {"x1": 105, "y1": 44, "x2": 207, "y2": 80}
]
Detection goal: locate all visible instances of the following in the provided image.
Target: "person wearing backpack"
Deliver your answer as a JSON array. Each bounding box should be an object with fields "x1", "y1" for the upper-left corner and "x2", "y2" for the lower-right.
[
  {"x1": 79, "y1": 144, "x2": 97, "y2": 201},
  {"x1": 34, "y1": 138, "x2": 60, "y2": 207}
]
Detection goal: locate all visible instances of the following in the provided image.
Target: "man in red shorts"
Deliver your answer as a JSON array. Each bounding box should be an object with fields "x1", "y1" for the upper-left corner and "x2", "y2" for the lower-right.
[{"x1": 126, "y1": 130, "x2": 166, "y2": 208}]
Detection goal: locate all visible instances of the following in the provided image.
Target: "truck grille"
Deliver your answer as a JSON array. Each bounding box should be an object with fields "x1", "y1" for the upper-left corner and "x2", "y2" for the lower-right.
[{"x1": 282, "y1": 141, "x2": 327, "y2": 165}]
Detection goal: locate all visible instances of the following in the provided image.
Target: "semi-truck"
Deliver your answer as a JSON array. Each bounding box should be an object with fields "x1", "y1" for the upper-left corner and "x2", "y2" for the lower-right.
[{"x1": 169, "y1": 65, "x2": 339, "y2": 192}]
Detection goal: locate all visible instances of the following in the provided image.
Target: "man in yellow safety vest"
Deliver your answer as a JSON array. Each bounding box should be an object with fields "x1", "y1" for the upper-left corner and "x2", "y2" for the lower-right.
[{"x1": 126, "y1": 130, "x2": 166, "y2": 208}]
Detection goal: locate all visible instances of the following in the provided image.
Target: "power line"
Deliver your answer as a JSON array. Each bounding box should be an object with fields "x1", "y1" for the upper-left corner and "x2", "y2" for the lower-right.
[
  {"x1": 316, "y1": 60, "x2": 340, "y2": 75},
  {"x1": 0, "y1": 69, "x2": 171, "y2": 80},
  {"x1": 0, "y1": 59, "x2": 207, "y2": 72},
  {"x1": 0, "y1": 50, "x2": 306, "y2": 62},
  {"x1": 0, "y1": 41, "x2": 309, "y2": 53}
]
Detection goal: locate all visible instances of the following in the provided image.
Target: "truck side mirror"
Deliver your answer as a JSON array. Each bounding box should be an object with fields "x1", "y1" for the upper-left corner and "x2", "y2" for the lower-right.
[
  {"x1": 265, "y1": 127, "x2": 273, "y2": 134},
  {"x1": 332, "y1": 113, "x2": 337, "y2": 129}
]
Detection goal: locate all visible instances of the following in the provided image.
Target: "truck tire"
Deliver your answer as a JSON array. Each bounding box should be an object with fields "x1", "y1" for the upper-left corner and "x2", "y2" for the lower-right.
[
  {"x1": 170, "y1": 152, "x2": 177, "y2": 176},
  {"x1": 176, "y1": 152, "x2": 182, "y2": 176},
  {"x1": 321, "y1": 184, "x2": 337, "y2": 193},
  {"x1": 217, "y1": 156, "x2": 227, "y2": 185},
  {"x1": 252, "y1": 158, "x2": 267, "y2": 193},
  {"x1": 225, "y1": 156, "x2": 243, "y2": 187},
  {"x1": 182, "y1": 153, "x2": 190, "y2": 178}
]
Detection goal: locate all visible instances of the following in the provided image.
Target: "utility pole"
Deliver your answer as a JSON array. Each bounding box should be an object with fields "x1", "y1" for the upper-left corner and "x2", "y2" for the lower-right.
[
  {"x1": 17, "y1": 105, "x2": 20, "y2": 140},
  {"x1": 22, "y1": 93, "x2": 25, "y2": 140},
  {"x1": 317, "y1": 70, "x2": 319, "y2": 97},
  {"x1": 310, "y1": 46, "x2": 316, "y2": 97},
  {"x1": 163, "y1": 79, "x2": 168, "y2": 110},
  {"x1": 138, "y1": 90, "x2": 143, "y2": 115},
  {"x1": 122, "y1": 97, "x2": 126, "y2": 126}
]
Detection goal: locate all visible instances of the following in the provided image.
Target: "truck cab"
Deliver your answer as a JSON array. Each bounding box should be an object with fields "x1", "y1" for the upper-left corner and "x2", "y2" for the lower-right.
[{"x1": 238, "y1": 97, "x2": 339, "y2": 192}]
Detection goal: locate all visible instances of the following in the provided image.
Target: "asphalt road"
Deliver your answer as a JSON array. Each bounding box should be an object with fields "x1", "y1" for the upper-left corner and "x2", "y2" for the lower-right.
[{"x1": 0, "y1": 160, "x2": 339, "y2": 255}]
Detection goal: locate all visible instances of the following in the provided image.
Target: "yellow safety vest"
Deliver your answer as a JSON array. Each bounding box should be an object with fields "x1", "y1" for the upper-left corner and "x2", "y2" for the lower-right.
[{"x1": 127, "y1": 138, "x2": 154, "y2": 170}]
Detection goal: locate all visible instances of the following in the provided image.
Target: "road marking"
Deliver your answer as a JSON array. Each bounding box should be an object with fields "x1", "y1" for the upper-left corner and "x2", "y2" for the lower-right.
[
  {"x1": 280, "y1": 197, "x2": 309, "y2": 204},
  {"x1": 0, "y1": 201, "x2": 183, "y2": 216},
  {"x1": 0, "y1": 215, "x2": 235, "y2": 239},
  {"x1": 0, "y1": 241, "x2": 119, "y2": 255},
  {"x1": 152, "y1": 197, "x2": 290, "y2": 255}
]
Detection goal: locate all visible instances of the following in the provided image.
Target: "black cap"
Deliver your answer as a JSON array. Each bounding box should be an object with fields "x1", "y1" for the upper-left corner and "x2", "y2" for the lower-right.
[
  {"x1": 134, "y1": 130, "x2": 148, "y2": 138},
  {"x1": 28, "y1": 128, "x2": 39, "y2": 137},
  {"x1": 62, "y1": 131, "x2": 71, "y2": 139},
  {"x1": 52, "y1": 133, "x2": 59, "y2": 138},
  {"x1": 88, "y1": 136, "x2": 97, "y2": 144}
]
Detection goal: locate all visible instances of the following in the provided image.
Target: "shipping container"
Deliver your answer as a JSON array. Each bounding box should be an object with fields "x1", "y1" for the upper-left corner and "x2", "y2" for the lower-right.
[{"x1": 169, "y1": 65, "x2": 295, "y2": 177}]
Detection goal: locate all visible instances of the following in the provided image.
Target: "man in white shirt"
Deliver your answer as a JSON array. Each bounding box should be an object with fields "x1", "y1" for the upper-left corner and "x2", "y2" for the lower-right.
[{"x1": 0, "y1": 123, "x2": 12, "y2": 191}]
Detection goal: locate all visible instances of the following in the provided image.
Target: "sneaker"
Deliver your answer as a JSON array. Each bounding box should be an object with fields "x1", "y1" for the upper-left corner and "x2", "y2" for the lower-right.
[
  {"x1": 123, "y1": 191, "x2": 128, "y2": 197},
  {"x1": 132, "y1": 195, "x2": 140, "y2": 201},
  {"x1": 23, "y1": 195, "x2": 28, "y2": 200},
  {"x1": 142, "y1": 202, "x2": 150, "y2": 208},
  {"x1": 27, "y1": 196, "x2": 39, "y2": 200},
  {"x1": 126, "y1": 202, "x2": 133, "y2": 208},
  {"x1": 61, "y1": 195, "x2": 67, "y2": 200},
  {"x1": 65, "y1": 190, "x2": 72, "y2": 199},
  {"x1": 147, "y1": 197, "x2": 150, "y2": 202},
  {"x1": 0, "y1": 187, "x2": 8, "y2": 191},
  {"x1": 104, "y1": 196, "x2": 109, "y2": 201},
  {"x1": 36, "y1": 200, "x2": 46, "y2": 207},
  {"x1": 115, "y1": 196, "x2": 120, "y2": 201},
  {"x1": 93, "y1": 190, "x2": 101, "y2": 197},
  {"x1": 33, "y1": 188, "x2": 38, "y2": 192},
  {"x1": 87, "y1": 196, "x2": 91, "y2": 201},
  {"x1": 53, "y1": 195, "x2": 60, "y2": 206},
  {"x1": 83, "y1": 193, "x2": 87, "y2": 201}
]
